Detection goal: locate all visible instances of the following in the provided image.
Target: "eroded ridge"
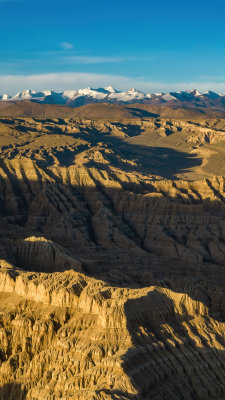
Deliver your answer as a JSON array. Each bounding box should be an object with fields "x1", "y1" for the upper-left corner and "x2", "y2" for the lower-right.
[{"x1": 0, "y1": 117, "x2": 225, "y2": 399}]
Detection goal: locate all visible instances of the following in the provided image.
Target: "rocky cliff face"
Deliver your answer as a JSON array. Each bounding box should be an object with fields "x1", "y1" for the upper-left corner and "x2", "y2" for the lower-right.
[{"x1": 0, "y1": 117, "x2": 225, "y2": 399}]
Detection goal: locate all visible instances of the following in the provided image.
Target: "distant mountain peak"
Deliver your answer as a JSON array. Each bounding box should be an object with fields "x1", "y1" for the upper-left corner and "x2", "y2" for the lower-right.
[
  {"x1": 0, "y1": 87, "x2": 224, "y2": 110},
  {"x1": 186, "y1": 89, "x2": 202, "y2": 96},
  {"x1": 104, "y1": 86, "x2": 116, "y2": 93},
  {"x1": 0, "y1": 94, "x2": 11, "y2": 100},
  {"x1": 203, "y1": 90, "x2": 222, "y2": 99}
]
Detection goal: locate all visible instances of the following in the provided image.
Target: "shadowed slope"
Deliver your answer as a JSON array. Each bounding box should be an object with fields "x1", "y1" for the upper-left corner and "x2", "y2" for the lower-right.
[
  {"x1": 0, "y1": 383, "x2": 27, "y2": 400},
  {"x1": 1, "y1": 101, "x2": 225, "y2": 119},
  {"x1": 0, "y1": 117, "x2": 225, "y2": 398},
  {"x1": 122, "y1": 291, "x2": 225, "y2": 400}
]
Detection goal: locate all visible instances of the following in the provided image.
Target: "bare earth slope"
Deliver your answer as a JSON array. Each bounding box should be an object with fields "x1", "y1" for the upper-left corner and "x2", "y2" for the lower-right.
[
  {"x1": 0, "y1": 111, "x2": 225, "y2": 399},
  {"x1": 1, "y1": 100, "x2": 225, "y2": 119}
]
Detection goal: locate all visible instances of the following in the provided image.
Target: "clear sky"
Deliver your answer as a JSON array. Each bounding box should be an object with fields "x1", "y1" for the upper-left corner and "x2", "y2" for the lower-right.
[{"x1": 1, "y1": 0, "x2": 225, "y2": 94}]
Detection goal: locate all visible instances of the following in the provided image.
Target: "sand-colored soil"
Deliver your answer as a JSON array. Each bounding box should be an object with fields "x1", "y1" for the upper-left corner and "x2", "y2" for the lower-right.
[{"x1": 0, "y1": 113, "x2": 225, "y2": 399}]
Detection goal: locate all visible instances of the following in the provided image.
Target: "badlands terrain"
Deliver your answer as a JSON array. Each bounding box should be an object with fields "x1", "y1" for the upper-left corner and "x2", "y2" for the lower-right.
[{"x1": 0, "y1": 102, "x2": 225, "y2": 399}]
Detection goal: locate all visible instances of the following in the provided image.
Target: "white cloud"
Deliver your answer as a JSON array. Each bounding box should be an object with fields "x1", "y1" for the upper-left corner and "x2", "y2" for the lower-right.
[
  {"x1": 0, "y1": 54, "x2": 154, "y2": 73},
  {"x1": 61, "y1": 42, "x2": 74, "y2": 50},
  {"x1": 1, "y1": 72, "x2": 225, "y2": 95},
  {"x1": 57, "y1": 54, "x2": 154, "y2": 65},
  {"x1": 60, "y1": 55, "x2": 124, "y2": 64}
]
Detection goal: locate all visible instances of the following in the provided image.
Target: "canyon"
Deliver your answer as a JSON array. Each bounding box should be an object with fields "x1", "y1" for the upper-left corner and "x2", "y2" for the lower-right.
[{"x1": 0, "y1": 106, "x2": 225, "y2": 399}]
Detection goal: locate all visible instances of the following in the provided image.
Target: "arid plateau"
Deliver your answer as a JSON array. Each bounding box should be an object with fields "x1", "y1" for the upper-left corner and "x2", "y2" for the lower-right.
[{"x1": 0, "y1": 102, "x2": 225, "y2": 399}]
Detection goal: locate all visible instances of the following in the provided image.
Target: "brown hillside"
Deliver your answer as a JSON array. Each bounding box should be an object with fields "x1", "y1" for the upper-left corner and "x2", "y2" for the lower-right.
[{"x1": 0, "y1": 115, "x2": 225, "y2": 399}]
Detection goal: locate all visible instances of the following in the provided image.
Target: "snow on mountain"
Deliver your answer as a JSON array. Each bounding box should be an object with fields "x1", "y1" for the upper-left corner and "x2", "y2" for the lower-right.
[
  {"x1": 161, "y1": 94, "x2": 177, "y2": 101},
  {"x1": 14, "y1": 90, "x2": 37, "y2": 99},
  {"x1": 0, "y1": 94, "x2": 11, "y2": 100},
  {"x1": 61, "y1": 90, "x2": 78, "y2": 99},
  {"x1": 77, "y1": 87, "x2": 108, "y2": 100},
  {"x1": 104, "y1": 86, "x2": 116, "y2": 93},
  {"x1": 42, "y1": 90, "x2": 53, "y2": 97},
  {"x1": 0, "y1": 87, "x2": 224, "y2": 108},
  {"x1": 108, "y1": 88, "x2": 146, "y2": 102},
  {"x1": 14, "y1": 90, "x2": 50, "y2": 100},
  {"x1": 186, "y1": 89, "x2": 204, "y2": 97},
  {"x1": 62, "y1": 87, "x2": 146, "y2": 103},
  {"x1": 203, "y1": 90, "x2": 222, "y2": 100}
]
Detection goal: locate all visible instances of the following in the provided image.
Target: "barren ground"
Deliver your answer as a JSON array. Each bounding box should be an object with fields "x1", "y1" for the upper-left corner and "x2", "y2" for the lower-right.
[{"x1": 0, "y1": 112, "x2": 225, "y2": 399}]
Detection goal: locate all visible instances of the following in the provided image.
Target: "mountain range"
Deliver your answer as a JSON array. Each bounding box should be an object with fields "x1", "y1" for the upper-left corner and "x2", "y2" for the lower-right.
[{"x1": 1, "y1": 87, "x2": 225, "y2": 110}]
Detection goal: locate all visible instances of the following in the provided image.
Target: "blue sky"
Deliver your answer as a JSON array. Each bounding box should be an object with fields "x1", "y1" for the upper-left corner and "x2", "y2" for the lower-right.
[{"x1": 1, "y1": 0, "x2": 225, "y2": 94}]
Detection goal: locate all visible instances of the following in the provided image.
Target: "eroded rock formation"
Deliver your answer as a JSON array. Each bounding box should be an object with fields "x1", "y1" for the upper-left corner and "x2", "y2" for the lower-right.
[{"x1": 0, "y1": 116, "x2": 225, "y2": 399}]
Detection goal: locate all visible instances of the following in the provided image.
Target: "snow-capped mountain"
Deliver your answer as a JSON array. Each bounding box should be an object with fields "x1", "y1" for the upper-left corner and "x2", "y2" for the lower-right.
[
  {"x1": 0, "y1": 87, "x2": 224, "y2": 109},
  {"x1": 13, "y1": 89, "x2": 52, "y2": 100},
  {"x1": 0, "y1": 94, "x2": 11, "y2": 100}
]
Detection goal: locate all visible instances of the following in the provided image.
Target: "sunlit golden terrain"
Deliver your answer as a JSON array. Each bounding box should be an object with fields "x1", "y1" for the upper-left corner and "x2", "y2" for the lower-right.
[{"x1": 0, "y1": 106, "x2": 225, "y2": 399}]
